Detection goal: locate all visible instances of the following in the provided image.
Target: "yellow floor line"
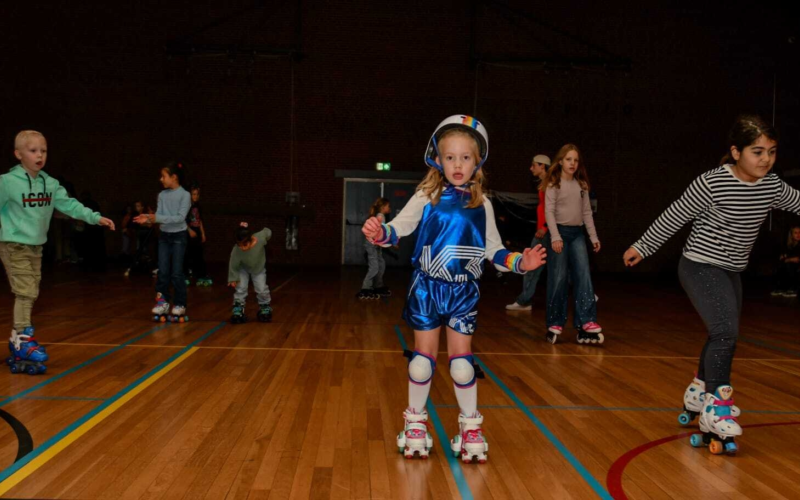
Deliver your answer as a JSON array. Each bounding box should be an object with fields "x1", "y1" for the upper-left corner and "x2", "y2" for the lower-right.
[{"x1": 0, "y1": 347, "x2": 199, "y2": 496}]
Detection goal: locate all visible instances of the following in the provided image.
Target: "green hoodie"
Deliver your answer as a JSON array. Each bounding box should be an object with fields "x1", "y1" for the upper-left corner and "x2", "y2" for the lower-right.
[{"x1": 0, "y1": 165, "x2": 101, "y2": 246}]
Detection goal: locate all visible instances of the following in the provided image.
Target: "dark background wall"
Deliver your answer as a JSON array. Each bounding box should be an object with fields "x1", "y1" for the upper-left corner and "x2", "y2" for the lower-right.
[{"x1": 3, "y1": 0, "x2": 799, "y2": 273}]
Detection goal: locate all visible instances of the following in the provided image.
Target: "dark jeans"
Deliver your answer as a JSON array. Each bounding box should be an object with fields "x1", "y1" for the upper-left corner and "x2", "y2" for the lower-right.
[
  {"x1": 545, "y1": 225, "x2": 596, "y2": 328},
  {"x1": 515, "y1": 233, "x2": 550, "y2": 306},
  {"x1": 156, "y1": 230, "x2": 188, "y2": 306},
  {"x1": 678, "y1": 257, "x2": 742, "y2": 395}
]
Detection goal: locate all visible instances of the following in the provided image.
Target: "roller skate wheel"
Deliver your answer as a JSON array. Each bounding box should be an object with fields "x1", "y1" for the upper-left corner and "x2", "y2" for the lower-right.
[
  {"x1": 678, "y1": 412, "x2": 692, "y2": 426},
  {"x1": 6, "y1": 356, "x2": 14, "y2": 366},
  {"x1": 26, "y1": 365, "x2": 37, "y2": 375},
  {"x1": 178, "y1": 317, "x2": 185, "y2": 323},
  {"x1": 39, "y1": 365, "x2": 47, "y2": 374},
  {"x1": 398, "y1": 446, "x2": 404, "y2": 454},
  {"x1": 689, "y1": 434, "x2": 705, "y2": 448},
  {"x1": 597, "y1": 333, "x2": 605, "y2": 344},
  {"x1": 709, "y1": 440, "x2": 724, "y2": 455},
  {"x1": 160, "y1": 316, "x2": 167, "y2": 323},
  {"x1": 724, "y1": 441, "x2": 738, "y2": 455},
  {"x1": 546, "y1": 332, "x2": 558, "y2": 344},
  {"x1": 10, "y1": 364, "x2": 19, "y2": 374}
]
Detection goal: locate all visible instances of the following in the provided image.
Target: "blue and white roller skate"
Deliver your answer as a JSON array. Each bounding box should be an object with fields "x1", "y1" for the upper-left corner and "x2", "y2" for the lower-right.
[
  {"x1": 7, "y1": 327, "x2": 48, "y2": 375},
  {"x1": 397, "y1": 408, "x2": 433, "y2": 459},
  {"x1": 451, "y1": 411, "x2": 488, "y2": 463},
  {"x1": 678, "y1": 376, "x2": 740, "y2": 426},
  {"x1": 152, "y1": 293, "x2": 170, "y2": 322},
  {"x1": 689, "y1": 385, "x2": 742, "y2": 455}
]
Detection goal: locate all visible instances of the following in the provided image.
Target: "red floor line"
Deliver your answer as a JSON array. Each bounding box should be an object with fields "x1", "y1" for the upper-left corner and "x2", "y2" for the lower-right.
[{"x1": 606, "y1": 421, "x2": 800, "y2": 500}]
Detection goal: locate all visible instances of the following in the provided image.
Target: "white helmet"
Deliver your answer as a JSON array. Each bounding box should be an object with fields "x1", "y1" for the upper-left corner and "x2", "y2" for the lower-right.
[{"x1": 424, "y1": 115, "x2": 489, "y2": 172}]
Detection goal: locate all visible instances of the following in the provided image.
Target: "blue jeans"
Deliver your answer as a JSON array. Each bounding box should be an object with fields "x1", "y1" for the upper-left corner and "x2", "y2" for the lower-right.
[
  {"x1": 156, "y1": 230, "x2": 188, "y2": 307},
  {"x1": 546, "y1": 225, "x2": 596, "y2": 328},
  {"x1": 515, "y1": 233, "x2": 550, "y2": 306}
]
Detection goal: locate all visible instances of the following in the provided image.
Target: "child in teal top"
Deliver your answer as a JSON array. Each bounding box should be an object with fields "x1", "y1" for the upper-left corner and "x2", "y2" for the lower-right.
[{"x1": 0, "y1": 130, "x2": 115, "y2": 373}]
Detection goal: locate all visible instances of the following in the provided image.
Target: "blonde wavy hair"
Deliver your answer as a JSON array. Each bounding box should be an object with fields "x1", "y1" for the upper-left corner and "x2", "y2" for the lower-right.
[{"x1": 417, "y1": 129, "x2": 486, "y2": 208}]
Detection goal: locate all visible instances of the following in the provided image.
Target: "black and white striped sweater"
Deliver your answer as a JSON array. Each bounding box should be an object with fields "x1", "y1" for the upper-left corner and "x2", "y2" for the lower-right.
[{"x1": 631, "y1": 165, "x2": 800, "y2": 272}]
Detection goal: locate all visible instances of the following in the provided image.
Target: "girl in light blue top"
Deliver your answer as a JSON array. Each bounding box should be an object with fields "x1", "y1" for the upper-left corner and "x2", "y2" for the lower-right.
[{"x1": 134, "y1": 161, "x2": 191, "y2": 320}]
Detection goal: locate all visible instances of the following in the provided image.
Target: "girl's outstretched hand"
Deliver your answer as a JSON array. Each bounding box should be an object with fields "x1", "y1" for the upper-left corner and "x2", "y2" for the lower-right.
[
  {"x1": 99, "y1": 217, "x2": 116, "y2": 231},
  {"x1": 520, "y1": 244, "x2": 547, "y2": 272},
  {"x1": 133, "y1": 214, "x2": 154, "y2": 224},
  {"x1": 623, "y1": 247, "x2": 643, "y2": 267},
  {"x1": 362, "y1": 217, "x2": 383, "y2": 242}
]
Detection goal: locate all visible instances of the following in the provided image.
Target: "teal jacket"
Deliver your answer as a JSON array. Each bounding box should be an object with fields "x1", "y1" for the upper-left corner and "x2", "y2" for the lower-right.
[{"x1": 0, "y1": 165, "x2": 101, "y2": 245}]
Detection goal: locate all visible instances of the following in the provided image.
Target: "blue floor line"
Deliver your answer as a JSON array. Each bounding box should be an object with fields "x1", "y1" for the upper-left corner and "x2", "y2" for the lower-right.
[
  {"x1": 475, "y1": 356, "x2": 613, "y2": 499},
  {"x1": 0, "y1": 324, "x2": 167, "y2": 408},
  {"x1": 0, "y1": 321, "x2": 226, "y2": 484},
  {"x1": 20, "y1": 396, "x2": 107, "y2": 402},
  {"x1": 393, "y1": 325, "x2": 473, "y2": 500}
]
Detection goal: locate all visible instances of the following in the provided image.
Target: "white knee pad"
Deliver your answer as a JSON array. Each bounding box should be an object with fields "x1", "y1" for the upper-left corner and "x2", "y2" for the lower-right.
[
  {"x1": 450, "y1": 357, "x2": 476, "y2": 388},
  {"x1": 408, "y1": 352, "x2": 435, "y2": 384}
]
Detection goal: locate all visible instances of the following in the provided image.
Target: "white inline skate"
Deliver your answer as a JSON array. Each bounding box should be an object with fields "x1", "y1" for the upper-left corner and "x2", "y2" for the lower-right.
[{"x1": 397, "y1": 408, "x2": 433, "y2": 459}]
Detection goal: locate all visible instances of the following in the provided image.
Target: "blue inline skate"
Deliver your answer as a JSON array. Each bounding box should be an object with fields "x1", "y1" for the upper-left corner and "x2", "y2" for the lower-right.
[{"x1": 7, "y1": 326, "x2": 48, "y2": 375}]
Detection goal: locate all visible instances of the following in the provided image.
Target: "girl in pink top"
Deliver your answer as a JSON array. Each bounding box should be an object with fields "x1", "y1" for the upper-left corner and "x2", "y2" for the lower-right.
[{"x1": 542, "y1": 144, "x2": 603, "y2": 344}]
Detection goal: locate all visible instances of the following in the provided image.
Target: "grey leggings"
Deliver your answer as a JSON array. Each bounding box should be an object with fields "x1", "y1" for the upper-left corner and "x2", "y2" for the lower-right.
[
  {"x1": 678, "y1": 257, "x2": 742, "y2": 395},
  {"x1": 362, "y1": 241, "x2": 385, "y2": 289}
]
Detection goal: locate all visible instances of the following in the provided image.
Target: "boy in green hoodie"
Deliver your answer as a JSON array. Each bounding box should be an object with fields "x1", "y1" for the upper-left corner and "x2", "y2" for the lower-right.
[{"x1": 0, "y1": 130, "x2": 115, "y2": 373}]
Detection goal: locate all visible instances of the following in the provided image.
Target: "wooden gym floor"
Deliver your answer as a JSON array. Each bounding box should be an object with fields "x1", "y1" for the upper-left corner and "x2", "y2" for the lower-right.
[{"x1": 1, "y1": 266, "x2": 800, "y2": 499}]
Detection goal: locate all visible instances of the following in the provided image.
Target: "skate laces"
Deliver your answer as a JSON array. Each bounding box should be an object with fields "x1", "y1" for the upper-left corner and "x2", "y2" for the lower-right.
[
  {"x1": 403, "y1": 408, "x2": 429, "y2": 438},
  {"x1": 463, "y1": 428, "x2": 484, "y2": 443},
  {"x1": 712, "y1": 398, "x2": 737, "y2": 421}
]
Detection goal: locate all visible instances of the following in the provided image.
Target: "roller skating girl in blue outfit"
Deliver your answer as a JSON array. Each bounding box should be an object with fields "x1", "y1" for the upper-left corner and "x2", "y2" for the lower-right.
[{"x1": 363, "y1": 116, "x2": 546, "y2": 462}]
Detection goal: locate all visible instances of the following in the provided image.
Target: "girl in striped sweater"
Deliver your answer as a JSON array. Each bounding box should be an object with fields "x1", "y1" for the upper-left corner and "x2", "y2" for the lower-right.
[{"x1": 624, "y1": 115, "x2": 800, "y2": 455}]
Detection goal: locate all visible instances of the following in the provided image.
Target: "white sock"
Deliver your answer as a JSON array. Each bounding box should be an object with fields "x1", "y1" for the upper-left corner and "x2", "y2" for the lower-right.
[
  {"x1": 409, "y1": 380, "x2": 432, "y2": 413},
  {"x1": 454, "y1": 383, "x2": 478, "y2": 416}
]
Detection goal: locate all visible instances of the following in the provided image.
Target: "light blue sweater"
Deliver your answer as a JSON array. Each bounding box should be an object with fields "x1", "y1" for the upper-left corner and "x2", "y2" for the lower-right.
[{"x1": 155, "y1": 186, "x2": 191, "y2": 233}]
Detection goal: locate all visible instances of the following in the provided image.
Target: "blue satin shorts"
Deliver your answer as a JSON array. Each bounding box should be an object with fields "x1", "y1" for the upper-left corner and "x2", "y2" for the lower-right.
[{"x1": 402, "y1": 269, "x2": 480, "y2": 335}]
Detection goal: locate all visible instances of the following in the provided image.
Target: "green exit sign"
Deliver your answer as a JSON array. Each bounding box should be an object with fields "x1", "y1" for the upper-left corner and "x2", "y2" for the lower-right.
[{"x1": 376, "y1": 162, "x2": 391, "y2": 171}]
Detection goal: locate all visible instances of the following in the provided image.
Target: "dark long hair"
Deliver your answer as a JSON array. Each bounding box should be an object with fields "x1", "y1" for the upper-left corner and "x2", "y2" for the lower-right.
[
  {"x1": 162, "y1": 161, "x2": 187, "y2": 187},
  {"x1": 719, "y1": 115, "x2": 778, "y2": 165}
]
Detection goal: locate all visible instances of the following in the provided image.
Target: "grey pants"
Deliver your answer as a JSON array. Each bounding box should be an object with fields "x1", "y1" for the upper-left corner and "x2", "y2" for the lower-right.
[
  {"x1": 361, "y1": 242, "x2": 385, "y2": 289},
  {"x1": 234, "y1": 268, "x2": 272, "y2": 305},
  {"x1": 678, "y1": 257, "x2": 742, "y2": 395}
]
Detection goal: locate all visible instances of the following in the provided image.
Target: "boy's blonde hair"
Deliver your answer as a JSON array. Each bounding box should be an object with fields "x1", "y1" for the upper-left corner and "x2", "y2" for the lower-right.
[
  {"x1": 15, "y1": 130, "x2": 46, "y2": 150},
  {"x1": 417, "y1": 129, "x2": 486, "y2": 209}
]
